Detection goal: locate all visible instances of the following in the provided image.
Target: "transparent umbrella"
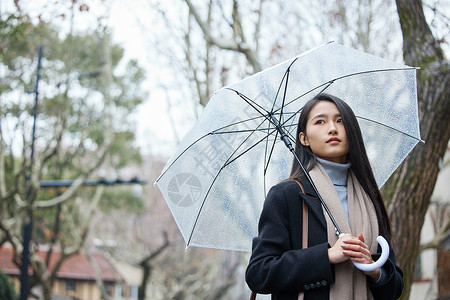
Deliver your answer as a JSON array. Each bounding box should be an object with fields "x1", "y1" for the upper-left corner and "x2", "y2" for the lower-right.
[{"x1": 155, "y1": 42, "x2": 422, "y2": 258}]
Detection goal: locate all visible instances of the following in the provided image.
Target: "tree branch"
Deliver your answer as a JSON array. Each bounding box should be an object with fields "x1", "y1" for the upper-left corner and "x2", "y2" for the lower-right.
[
  {"x1": 184, "y1": 0, "x2": 262, "y2": 72},
  {"x1": 34, "y1": 133, "x2": 115, "y2": 208},
  {"x1": 184, "y1": 14, "x2": 208, "y2": 107},
  {"x1": 86, "y1": 251, "x2": 115, "y2": 300},
  {"x1": 420, "y1": 217, "x2": 450, "y2": 251}
]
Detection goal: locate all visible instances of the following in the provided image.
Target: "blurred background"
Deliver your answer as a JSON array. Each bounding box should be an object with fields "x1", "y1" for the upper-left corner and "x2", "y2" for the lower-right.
[{"x1": 0, "y1": 0, "x2": 448, "y2": 299}]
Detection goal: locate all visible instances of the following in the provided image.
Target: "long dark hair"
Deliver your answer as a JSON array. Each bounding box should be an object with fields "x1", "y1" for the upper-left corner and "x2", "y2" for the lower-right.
[{"x1": 289, "y1": 93, "x2": 391, "y2": 238}]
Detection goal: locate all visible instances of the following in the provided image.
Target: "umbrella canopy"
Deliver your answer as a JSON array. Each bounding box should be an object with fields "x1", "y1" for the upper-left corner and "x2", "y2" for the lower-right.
[{"x1": 155, "y1": 41, "x2": 421, "y2": 252}]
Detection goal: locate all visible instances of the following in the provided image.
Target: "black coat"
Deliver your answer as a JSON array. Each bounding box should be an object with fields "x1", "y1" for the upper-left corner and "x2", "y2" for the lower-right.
[{"x1": 245, "y1": 180, "x2": 404, "y2": 300}]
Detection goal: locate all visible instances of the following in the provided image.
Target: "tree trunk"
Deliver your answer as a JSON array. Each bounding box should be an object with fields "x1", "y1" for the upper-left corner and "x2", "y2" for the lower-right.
[
  {"x1": 384, "y1": 1, "x2": 450, "y2": 299},
  {"x1": 437, "y1": 249, "x2": 450, "y2": 297},
  {"x1": 138, "y1": 235, "x2": 169, "y2": 300},
  {"x1": 139, "y1": 262, "x2": 154, "y2": 300},
  {"x1": 42, "y1": 282, "x2": 52, "y2": 300}
]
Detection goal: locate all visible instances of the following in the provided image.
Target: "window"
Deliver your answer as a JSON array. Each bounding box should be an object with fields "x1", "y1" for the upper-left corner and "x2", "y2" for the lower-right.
[
  {"x1": 66, "y1": 280, "x2": 76, "y2": 291},
  {"x1": 414, "y1": 254, "x2": 422, "y2": 280},
  {"x1": 114, "y1": 283, "x2": 122, "y2": 298},
  {"x1": 130, "y1": 285, "x2": 139, "y2": 299}
]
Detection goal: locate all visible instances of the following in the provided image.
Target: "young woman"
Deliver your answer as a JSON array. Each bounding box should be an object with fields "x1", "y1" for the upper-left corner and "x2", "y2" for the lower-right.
[{"x1": 245, "y1": 93, "x2": 404, "y2": 300}]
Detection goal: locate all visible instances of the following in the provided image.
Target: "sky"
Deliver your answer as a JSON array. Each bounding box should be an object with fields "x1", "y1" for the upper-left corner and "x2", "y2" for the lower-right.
[
  {"x1": 108, "y1": 1, "x2": 182, "y2": 157},
  {"x1": 97, "y1": 1, "x2": 198, "y2": 158}
]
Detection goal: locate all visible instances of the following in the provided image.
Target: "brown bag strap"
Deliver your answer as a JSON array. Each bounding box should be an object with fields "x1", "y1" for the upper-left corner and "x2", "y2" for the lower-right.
[
  {"x1": 297, "y1": 181, "x2": 308, "y2": 249},
  {"x1": 250, "y1": 180, "x2": 308, "y2": 300},
  {"x1": 296, "y1": 181, "x2": 307, "y2": 300}
]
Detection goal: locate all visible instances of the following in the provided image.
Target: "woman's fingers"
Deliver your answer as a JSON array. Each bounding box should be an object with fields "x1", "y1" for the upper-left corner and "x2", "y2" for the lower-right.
[
  {"x1": 329, "y1": 234, "x2": 375, "y2": 265},
  {"x1": 341, "y1": 247, "x2": 372, "y2": 260},
  {"x1": 328, "y1": 234, "x2": 355, "y2": 264},
  {"x1": 341, "y1": 240, "x2": 369, "y2": 252},
  {"x1": 357, "y1": 233, "x2": 365, "y2": 243},
  {"x1": 342, "y1": 250, "x2": 373, "y2": 263},
  {"x1": 340, "y1": 234, "x2": 373, "y2": 264}
]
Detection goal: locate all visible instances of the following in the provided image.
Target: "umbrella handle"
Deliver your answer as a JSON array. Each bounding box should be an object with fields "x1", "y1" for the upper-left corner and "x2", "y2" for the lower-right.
[{"x1": 352, "y1": 235, "x2": 390, "y2": 272}]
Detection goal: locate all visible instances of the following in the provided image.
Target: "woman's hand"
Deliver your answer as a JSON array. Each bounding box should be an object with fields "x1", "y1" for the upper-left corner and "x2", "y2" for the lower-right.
[
  {"x1": 328, "y1": 233, "x2": 380, "y2": 280},
  {"x1": 328, "y1": 233, "x2": 359, "y2": 264}
]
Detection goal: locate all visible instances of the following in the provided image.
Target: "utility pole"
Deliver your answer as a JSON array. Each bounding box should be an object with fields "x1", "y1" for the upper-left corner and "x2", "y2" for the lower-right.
[{"x1": 20, "y1": 45, "x2": 43, "y2": 300}]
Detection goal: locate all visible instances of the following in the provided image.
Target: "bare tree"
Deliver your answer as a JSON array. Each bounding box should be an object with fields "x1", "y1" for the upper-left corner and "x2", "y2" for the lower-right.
[{"x1": 380, "y1": 1, "x2": 449, "y2": 298}]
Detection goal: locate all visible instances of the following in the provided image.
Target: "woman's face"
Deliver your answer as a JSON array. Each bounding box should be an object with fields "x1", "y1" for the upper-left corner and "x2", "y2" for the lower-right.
[{"x1": 299, "y1": 101, "x2": 349, "y2": 164}]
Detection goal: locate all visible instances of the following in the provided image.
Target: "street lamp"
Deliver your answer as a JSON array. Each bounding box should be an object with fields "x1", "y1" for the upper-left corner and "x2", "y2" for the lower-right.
[{"x1": 20, "y1": 45, "x2": 43, "y2": 300}]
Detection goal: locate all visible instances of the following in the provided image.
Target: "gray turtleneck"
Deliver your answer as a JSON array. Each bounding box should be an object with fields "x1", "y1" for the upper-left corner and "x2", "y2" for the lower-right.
[{"x1": 316, "y1": 157, "x2": 351, "y2": 220}]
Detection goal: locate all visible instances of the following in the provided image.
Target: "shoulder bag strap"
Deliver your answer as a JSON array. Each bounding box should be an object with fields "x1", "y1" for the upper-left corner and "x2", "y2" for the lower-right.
[
  {"x1": 250, "y1": 181, "x2": 308, "y2": 300},
  {"x1": 296, "y1": 181, "x2": 308, "y2": 249},
  {"x1": 295, "y1": 181, "x2": 307, "y2": 300}
]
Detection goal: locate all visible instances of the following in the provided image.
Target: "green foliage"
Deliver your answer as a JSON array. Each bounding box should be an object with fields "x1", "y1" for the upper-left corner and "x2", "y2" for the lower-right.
[
  {"x1": 0, "y1": 14, "x2": 36, "y2": 66},
  {"x1": 0, "y1": 270, "x2": 17, "y2": 300},
  {"x1": 111, "y1": 131, "x2": 143, "y2": 168},
  {"x1": 1, "y1": 9, "x2": 147, "y2": 251},
  {"x1": 2, "y1": 13, "x2": 145, "y2": 169},
  {"x1": 100, "y1": 187, "x2": 145, "y2": 214},
  {"x1": 0, "y1": 14, "x2": 55, "y2": 95}
]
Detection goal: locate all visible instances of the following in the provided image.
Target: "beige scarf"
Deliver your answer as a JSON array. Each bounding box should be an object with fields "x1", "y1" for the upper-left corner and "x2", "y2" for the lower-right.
[{"x1": 309, "y1": 163, "x2": 379, "y2": 300}]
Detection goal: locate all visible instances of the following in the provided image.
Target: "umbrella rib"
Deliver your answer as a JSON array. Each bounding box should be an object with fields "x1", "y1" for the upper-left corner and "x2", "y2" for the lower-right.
[
  {"x1": 227, "y1": 87, "x2": 287, "y2": 144},
  {"x1": 186, "y1": 119, "x2": 277, "y2": 247},
  {"x1": 224, "y1": 87, "x2": 300, "y2": 146},
  {"x1": 275, "y1": 107, "x2": 423, "y2": 146},
  {"x1": 226, "y1": 85, "x2": 298, "y2": 142},
  {"x1": 277, "y1": 57, "x2": 298, "y2": 121},
  {"x1": 272, "y1": 70, "x2": 421, "y2": 143},
  {"x1": 264, "y1": 60, "x2": 300, "y2": 183},
  {"x1": 226, "y1": 88, "x2": 271, "y2": 117},
  {"x1": 263, "y1": 128, "x2": 278, "y2": 182},
  {"x1": 216, "y1": 126, "x2": 276, "y2": 135},
  {"x1": 271, "y1": 81, "x2": 335, "y2": 131},
  {"x1": 263, "y1": 125, "x2": 278, "y2": 171},
  {"x1": 270, "y1": 57, "x2": 299, "y2": 114},
  {"x1": 283, "y1": 67, "x2": 416, "y2": 109},
  {"x1": 356, "y1": 116, "x2": 423, "y2": 142},
  {"x1": 222, "y1": 127, "x2": 279, "y2": 169},
  {"x1": 186, "y1": 168, "x2": 222, "y2": 248},
  {"x1": 155, "y1": 114, "x2": 274, "y2": 183},
  {"x1": 270, "y1": 67, "x2": 419, "y2": 143}
]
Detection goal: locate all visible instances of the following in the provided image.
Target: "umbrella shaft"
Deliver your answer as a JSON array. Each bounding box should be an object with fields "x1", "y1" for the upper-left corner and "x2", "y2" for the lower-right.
[
  {"x1": 290, "y1": 149, "x2": 343, "y2": 235},
  {"x1": 269, "y1": 112, "x2": 343, "y2": 235},
  {"x1": 269, "y1": 114, "x2": 294, "y2": 151}
]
